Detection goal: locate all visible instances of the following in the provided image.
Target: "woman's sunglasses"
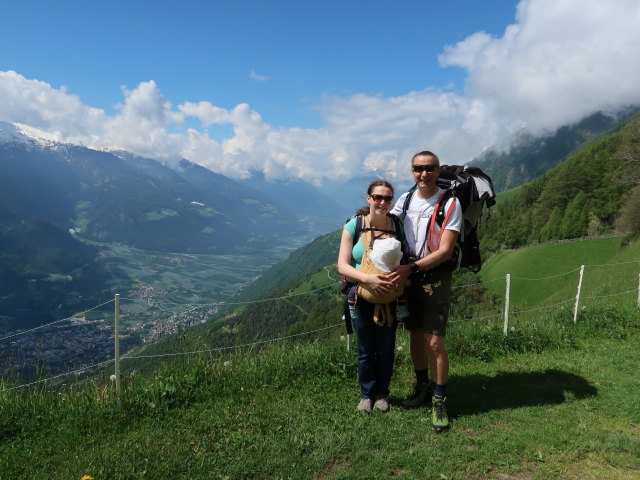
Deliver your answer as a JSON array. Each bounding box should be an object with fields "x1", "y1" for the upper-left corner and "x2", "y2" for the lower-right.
[{"x1": 369, "y1": 194, "x2": 394, "y2": 203}]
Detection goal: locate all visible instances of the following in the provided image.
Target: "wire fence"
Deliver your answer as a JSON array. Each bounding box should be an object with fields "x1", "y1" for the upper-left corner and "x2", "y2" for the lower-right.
[
  {"x1": 0, "y1": 299, "x2": 115, "y2": 342},
  {"x1": 1, "y1": 259, "x2": 639, "y2": 394}
]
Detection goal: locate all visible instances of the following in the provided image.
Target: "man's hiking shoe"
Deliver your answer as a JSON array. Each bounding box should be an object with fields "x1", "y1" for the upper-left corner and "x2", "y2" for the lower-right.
[
  {"x1": 400, "y1": 383, "x2": 430, "y2": 409},
  {"x1": 357, "y1": 398, "x2": 372, "y2": 413},
  {"x1": 373, "y1": 395, "x2": 390, "y2": 412},
  {"x1": 431, "y1": 396, "x2": 450, "y2": 433}
]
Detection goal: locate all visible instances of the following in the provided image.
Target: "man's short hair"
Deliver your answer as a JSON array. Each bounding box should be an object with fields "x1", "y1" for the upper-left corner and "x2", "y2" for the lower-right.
[{"x1": 411, "y1": 150, "x2": 440, "y2": 167}]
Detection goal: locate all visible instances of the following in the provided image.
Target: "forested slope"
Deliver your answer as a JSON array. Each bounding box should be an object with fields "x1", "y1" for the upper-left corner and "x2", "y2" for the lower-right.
[
  {"x1": 472, "y1": 110, "x2": 634, "y2": 192},
  {"x1": 479, "y1": 112, "x2": 640, "y2": 251}
]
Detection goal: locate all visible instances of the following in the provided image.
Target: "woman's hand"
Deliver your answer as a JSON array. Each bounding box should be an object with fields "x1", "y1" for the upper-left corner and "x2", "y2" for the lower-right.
[{"x1": 363, "y1": 273, "x2": 394, "y2": 294}]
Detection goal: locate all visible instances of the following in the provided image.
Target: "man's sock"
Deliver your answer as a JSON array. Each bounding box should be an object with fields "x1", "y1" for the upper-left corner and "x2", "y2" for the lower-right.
[
  {"x1": 433, "y1": 383, "x2": 447, "y2": 398},
  {"x1": 415, "y1": 369, "x2": 429, "y2": 385}
]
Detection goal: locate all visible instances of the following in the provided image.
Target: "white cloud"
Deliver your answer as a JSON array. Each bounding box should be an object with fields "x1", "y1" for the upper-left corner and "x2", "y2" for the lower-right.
[
  {"x1": 1, "y1": 0, "x2": 640, "y2": 184},
  {"x1": 249, "y1": 70, "x2": 271, "y2": 82},
  {"x1": 0, "y1": 70, "x2": 106, "y2": 141},
  {"x1": 439, "y1": 0, "x2": 640, "y2": 136},
  {"x1": 103, "y1": 81, "x2": 186, "y2": 164}
]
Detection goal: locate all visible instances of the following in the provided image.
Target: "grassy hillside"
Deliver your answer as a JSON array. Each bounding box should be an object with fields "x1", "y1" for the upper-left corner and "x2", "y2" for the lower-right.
[
  {"x1": 118, "y1": 232, "x2": 638, "y2": 378},
  {"x1": 233, "y1": 229, "x2": 341, "y2": 302},
  {"x1": 494, "y1": 185, "x2": 521, "y2": 204},
  {"x1": 480, "y1": 236, "x2": 640, "y2": 312},
  {"x1": 201, "y1": 234, "x2": 640, "y2": 350},
  {"x1": 1, "y1": 304, "x2": 638, "y2": 479},
  {"x1": 2, "y1": 229, "x2": 639, "y2": 478}
]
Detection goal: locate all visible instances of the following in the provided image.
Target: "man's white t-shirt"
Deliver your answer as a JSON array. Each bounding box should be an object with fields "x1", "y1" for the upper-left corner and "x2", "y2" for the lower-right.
[{"x1": 391, "y1": 188, "x2": 462, "y2": 258}]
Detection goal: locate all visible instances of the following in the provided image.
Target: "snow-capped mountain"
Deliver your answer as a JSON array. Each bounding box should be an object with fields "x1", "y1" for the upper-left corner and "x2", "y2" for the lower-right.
[
  {"x1": 0, "y1": 121, "x2": 308, "y2": 254},
  {"x1": 0, "y1": 121, "x2": 65, "y2": 148}
]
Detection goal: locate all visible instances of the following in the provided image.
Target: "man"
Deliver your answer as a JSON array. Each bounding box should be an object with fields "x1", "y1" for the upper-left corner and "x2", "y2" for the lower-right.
[{"x1": 388, "y1": 150, "x2": 462, "y2": 432}]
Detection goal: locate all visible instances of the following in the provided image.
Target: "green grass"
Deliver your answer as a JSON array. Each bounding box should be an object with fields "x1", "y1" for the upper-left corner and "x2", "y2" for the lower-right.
[
  {"x1": 1, "y1": 305, "x2": 638, "y2": 480},
  {"x1": 494, "y1": 185, "x2": 522, "y2": 204},
  {"x1": 480, "y1": 236, "x2": 640, "y2": 310},
  {"x1": 2, "y1": 236, "x2": 638, "y2": 479}
]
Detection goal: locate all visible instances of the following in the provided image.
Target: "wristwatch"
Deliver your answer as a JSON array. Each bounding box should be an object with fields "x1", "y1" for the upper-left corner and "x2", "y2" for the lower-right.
[{"x1": 410, "y1": 262, "x2": 420, "y2": 274}]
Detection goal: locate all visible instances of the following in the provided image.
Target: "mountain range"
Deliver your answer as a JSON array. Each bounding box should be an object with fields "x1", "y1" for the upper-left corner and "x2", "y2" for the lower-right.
[
  {"x1": 2, "y1": 107, "x2": 638, "y2": 337},
  {"x1": 2, "y1": 106, "x2": 639, "y2": 385},
  {"x1": 0, "y1": 122, "x2": 347, "y2": 332},
  {"x1": 0, "y1": 123, "x2": 312, "y2": 254}
]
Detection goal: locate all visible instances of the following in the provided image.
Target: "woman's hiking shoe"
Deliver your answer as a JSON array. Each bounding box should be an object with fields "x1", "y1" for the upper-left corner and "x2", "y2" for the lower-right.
[
  {"x1": 357, "y1": 398, "x2": 372, "y2": 413},
  {"x1": 400, "y1": 383, "x2": 430, "y2": 409},
  {"x1": 431, "y1": 396, "x2": 450, "y2": 432},
  {"x1": 373, "y1": 395, "x2": 390, "y2": 412}
]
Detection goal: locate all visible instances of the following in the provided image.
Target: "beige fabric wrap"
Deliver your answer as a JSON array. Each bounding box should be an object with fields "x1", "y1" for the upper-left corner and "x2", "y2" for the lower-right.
[{"x1": 355, "y1": 215, "x2": 403, "y2": 326}]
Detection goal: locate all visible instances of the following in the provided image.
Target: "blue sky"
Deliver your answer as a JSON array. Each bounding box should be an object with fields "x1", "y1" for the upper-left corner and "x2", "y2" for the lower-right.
[
  {"x1": 1, "y1": 1, "x2": 516, "y2": 127},
  {"x1": 1, "y1": 0, "x2": 639, "y2": 182}
]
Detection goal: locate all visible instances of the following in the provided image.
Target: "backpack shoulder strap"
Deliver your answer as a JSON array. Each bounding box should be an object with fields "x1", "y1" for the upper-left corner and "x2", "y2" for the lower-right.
[
  {"x1": 359, "y1": 215, "x2": 375, "y2": 252},
  {"x1": 401, "y1": 184, "x2": 418, "y2": 217},
  {"x1": 389, "y1": 212, "x2": 411, "y2": 261},
  {"x1": 359, "y1": 213, "x2": 397, "y2": 237},
  {"x1": 353, "y1": 214, "x2": 363, "y2": 246},
  {"x1": 421, "y1": 191, "x2": 458, "y2": 257},
  {"x1": 435, "y1": 189, "x2": 455, "y2": 226},
  {"x1": 388, "y1": 213, "x2": 405, "y2": 241}
]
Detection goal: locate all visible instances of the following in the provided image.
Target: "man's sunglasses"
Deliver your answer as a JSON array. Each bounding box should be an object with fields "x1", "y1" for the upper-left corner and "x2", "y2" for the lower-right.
[
  {"x1": 369, "y1": 194, "x2": 394, "y2": 203},
  {"x1": 411, "y1": 164, "x2": 438, "y2": 173}
]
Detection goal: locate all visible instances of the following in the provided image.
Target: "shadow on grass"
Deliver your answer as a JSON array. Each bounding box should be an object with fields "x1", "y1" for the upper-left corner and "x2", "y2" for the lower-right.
[{"x1": 447, "y1": 369, "x2": 598, "y2": 417}]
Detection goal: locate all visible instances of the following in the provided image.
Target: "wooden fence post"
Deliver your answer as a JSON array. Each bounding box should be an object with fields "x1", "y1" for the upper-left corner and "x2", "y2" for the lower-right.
[
  {"x1": 573, "y1": 265, "x2": 585, "y2": 324},
  {"x1": 114, "y1": 293, "x2": 122, "y2": 408},
  {"x1": 503, "y1": 274, "x2": 510, "y2": 335}
]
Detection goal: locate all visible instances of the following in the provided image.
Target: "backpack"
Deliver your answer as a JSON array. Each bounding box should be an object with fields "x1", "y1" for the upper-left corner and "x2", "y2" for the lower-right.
[
  {"x1": 340, "y1": 212, "x2": 408, "y2": 332},
  {"x1": 402, "y1": 164, "x2": 495, "y2": 273}
]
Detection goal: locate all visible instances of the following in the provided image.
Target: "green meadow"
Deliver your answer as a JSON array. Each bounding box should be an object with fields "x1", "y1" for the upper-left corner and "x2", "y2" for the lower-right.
[
  {"x1": 480, "y1": 236, "x2": 640, "y2": 314},
  {"x1": 1, "y1": 305, "x2": 638, "y2": 480},
  {"x1": 1, "y1": 236, "x2": 639, "y2": 479}
]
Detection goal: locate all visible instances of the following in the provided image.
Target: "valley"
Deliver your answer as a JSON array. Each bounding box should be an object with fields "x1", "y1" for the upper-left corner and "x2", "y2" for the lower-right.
[{"x1": 0, "y1": 231, "x2": 324, "y2": 379}]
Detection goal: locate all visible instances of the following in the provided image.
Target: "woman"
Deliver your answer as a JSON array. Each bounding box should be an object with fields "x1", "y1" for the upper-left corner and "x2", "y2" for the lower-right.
[{"x1": 337, "y1": 180, "x2": 402, "y2": 413}]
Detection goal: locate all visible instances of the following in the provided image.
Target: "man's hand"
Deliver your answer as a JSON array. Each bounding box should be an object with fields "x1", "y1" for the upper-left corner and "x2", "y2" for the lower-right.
[{"x1": 388, "y1": 264, "x2": 411, "y2": 287}]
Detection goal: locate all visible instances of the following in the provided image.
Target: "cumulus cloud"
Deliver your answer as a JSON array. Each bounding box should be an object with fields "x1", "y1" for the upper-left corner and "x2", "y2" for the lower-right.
[
  {"x1": 103, "y1": 81, "x2": 187, "y2": 163},
  {"x1": 0, "y1": 70, "x2": 106, "y2": 141},
  {"x1": 1, "y1": 0, "x2": 640, "y2": 183},
  {"x1": 439, "y1": 0, "x2": 640, "y2": 136}
]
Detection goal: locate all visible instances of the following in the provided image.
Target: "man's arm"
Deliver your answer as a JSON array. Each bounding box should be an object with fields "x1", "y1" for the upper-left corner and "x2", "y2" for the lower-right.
[{"x1": 387, "y1": 229, "x2": 459, "y2": 286}]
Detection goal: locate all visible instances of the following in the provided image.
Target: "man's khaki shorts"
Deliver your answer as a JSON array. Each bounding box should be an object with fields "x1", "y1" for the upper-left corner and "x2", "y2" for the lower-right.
[{"x1": 403, "y1": 268, "x2": 453, "y2": 336}]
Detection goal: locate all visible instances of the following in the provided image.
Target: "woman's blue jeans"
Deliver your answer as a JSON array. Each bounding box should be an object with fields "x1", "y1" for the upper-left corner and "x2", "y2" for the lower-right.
[{"x1": 350, "y1": 299, "x2": 397, "y2": 400}]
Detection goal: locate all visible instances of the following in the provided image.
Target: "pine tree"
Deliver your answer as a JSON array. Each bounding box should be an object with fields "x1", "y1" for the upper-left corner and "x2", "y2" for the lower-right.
[{"x1": 560, "y1": 193, "x2": 589, "y2": 239}]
